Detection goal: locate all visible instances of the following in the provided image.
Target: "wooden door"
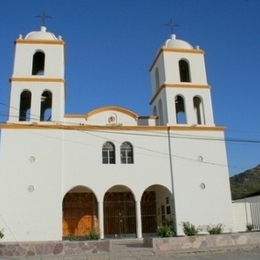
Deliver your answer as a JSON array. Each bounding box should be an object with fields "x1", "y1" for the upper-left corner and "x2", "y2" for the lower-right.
[{"x1": 63, "y1": 193, "x2": 98, "y2": 237}]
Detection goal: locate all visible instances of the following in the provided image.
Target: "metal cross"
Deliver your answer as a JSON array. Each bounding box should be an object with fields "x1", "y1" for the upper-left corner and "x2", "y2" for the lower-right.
[
  {"x1": 35, "y1": 11, "x2": 52, "y2": 26},
  {"x1": 164, "y1": 19, "x2": 179, "y2": 34}
]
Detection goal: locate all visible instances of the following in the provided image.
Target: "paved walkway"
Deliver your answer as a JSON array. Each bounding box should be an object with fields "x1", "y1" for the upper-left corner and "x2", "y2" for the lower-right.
[{"x1": 1, "y1": 239, "x2": 260, "y2": 260}]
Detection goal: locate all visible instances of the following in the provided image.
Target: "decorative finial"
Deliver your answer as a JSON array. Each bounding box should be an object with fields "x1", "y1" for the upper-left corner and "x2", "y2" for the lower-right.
[
  {"x1": 164, "y1": 19, "x2": 179, "y2": 34},
  {"x1": 35, "y1": 11, "x2": 52, "y2": 26}
]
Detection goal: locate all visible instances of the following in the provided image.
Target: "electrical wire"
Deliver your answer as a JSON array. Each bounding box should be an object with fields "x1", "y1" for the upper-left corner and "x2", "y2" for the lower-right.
[{"x1": 0, "y1": 100, "x2": 259, "y2": 173}]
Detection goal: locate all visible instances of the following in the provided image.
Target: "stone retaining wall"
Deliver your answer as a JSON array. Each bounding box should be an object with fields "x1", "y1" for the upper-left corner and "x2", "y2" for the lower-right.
[
  {"x1": 0, "y1": 240, "x2": 110, "y2": 257},
  {"x1": 144, "y1": 232, "x2": 260, "y2": 251},
  {"x1": 1, "y1": 232, "x2": 259, "y2": 257}
]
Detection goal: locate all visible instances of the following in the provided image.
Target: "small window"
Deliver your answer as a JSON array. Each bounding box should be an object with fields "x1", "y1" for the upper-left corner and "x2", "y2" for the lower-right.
[
  {"x1": 32, "y1": 51, "x2": 45, "y2": 75},
  {"x1": 121, "y1": 142, "x2": 133, "y2": 164},
  {"x1": 102, "y1": 142, "x2": 115, "y2": 164},
  {"x1": 179, "y1": 60, "x2": 190, "y2": 82}
]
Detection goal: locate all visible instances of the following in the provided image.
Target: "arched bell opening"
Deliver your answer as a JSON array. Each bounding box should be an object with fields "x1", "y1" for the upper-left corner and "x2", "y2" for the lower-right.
[
  {"x1": 40, "y1": 90, "x2": 52, "y2": 121},
  {"x1": 193, "y1": 96, "x2": 205, "y2": 125},
  {"x1": 175, "y1": 95, "x2": 187, "y2": 124},
  {"x1": 19, "y1": 90, "x2": 31, "y2": 121},
  {"x1": 32, "y1": 51, "x2": 45, "y2": 75},
  {"x1": 179, "y1": 59, "x2": 191, "y2": 82}
]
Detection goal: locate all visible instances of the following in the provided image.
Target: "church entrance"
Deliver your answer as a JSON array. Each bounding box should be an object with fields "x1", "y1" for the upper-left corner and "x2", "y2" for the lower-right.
[
  {"x1": 104, "y1": 186, "x2": 136, "y2": 238},
  {"x1": 62, "y1": 186, "x2": 98, "y2": 238},
  {"x1": 141, "y1": 185, "x2": 175, "y2": 235},
  {"x1": 141, "y1": 191, "x2": 157, "y2": 234}
]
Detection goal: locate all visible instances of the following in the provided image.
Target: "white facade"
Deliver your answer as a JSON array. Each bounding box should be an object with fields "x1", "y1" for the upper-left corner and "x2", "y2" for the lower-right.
[{"x1": 0, "y1": 27, "x2": 234, "y2": 242}]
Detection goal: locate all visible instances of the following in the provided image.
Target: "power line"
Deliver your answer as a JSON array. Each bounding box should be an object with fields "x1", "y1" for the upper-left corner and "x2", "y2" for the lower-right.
[
  {"x1": 0, "y1": 100, "x2": 259, "y2": 173},
  {"x1": 0, "y1": 100, "x2": 260, "y2": 143}
]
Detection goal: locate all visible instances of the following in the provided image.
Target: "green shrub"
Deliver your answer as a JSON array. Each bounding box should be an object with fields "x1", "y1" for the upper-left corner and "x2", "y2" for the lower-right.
[
  {"x1": 86, "y1": 228, "x2": 100, "y2": 240},
  {"x1": 246, "y1": 224, "x2": 254, "y2": 232},
  {"x1": 181, "y1": 221, "x2": 200, "y2": 236},
  {"x1": 157, "y1": 224, "x2": 175, "y2": 237},
  {"x1": 68, "y1": 233, "x2": 78, "y2": 241},
  {"x1": 207, "y1": 224, "x2": 224, "y2": 235}
]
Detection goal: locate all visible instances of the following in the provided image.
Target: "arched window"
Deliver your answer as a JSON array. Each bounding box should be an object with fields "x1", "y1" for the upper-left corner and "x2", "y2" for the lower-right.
[
  {"x1": 155, "y1": 67, "x2": 160, "y2": 90},
  {"x1": 40, "y1": 90, "x2": 52, "y2": 121},
  {"x1": 19, "y1": 90, "x2": 31, "y2": 121},
  {"x1": 175, "y1": 95, "x2": 187, "y2": 124},
  {"x1": 193, "y1": 96, "x2": 205, "y2": 125},
  {"x1": 32, "y1": 51, "x2": 45, "y2": 75},
  {"x1": 179, "y1": 60, "x2": 190, "y2": 82},
  {"x1": 158, "y1": 99, "x2": 164, "y2": 125},
  {"x1": 121, "y1": 142, "x2": 133, "y2": 164},
  {"x1": 102, "y1": 142, "x2": 115, "y2": 164}
]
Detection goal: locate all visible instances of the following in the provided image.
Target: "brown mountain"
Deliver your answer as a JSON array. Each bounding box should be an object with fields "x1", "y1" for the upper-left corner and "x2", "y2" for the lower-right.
[{"x1": 230, "y1": 164, "x2": 260, "y2": 200}]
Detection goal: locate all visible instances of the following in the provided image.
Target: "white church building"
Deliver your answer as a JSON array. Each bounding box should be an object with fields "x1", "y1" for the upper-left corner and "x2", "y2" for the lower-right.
[{"x1": 0, "y1": 26, "x2": 234, "y2": 242}]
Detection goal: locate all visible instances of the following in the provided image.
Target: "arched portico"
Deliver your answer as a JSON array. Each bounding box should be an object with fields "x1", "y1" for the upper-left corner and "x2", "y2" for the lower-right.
[
  {"x1": 62, "y1": 186, "x2": 98, "y2": 238},
  {"x1": 103, "y1": 185, "x2": 136, "y2": 238},
  {"x1": 141, "y1": 185, "x2": 175, "y2": 236}
]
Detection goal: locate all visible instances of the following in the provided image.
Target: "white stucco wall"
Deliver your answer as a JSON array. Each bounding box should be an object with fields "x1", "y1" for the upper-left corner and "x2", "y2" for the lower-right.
[
  {"x1": 13, "y1": 43, "x2": 64, "y2": 78},
  {"x1": 8, "y1": 81, "x2": 65, "y2": 123},
  {"x1": 0, "y1": 125, "x2": 233, "y2": 241},
  {"x1": 0, "y1": 129, "x2": 63, "y2": 241},
  {"x1": 168, "y1": 130, "x2": 233, "y2": 235},
  {"x1": 163, "y1": 51, "x2": 207, "y2": 85}
]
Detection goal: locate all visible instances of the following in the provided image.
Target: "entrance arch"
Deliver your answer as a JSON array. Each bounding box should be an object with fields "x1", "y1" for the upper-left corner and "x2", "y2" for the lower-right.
[
  {"x1": 141, "y1": 185, "x2": 175, "y2": 235},
  {"x1": 62, "y1": 186, "x2": 98, "y2": 237},
  {"x1": 104, "y1": 185, "x2": 136, "y2": 238}
]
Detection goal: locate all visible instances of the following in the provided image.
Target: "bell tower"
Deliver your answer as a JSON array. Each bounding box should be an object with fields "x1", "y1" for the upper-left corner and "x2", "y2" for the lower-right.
[
  {"x1": 150, "y1": 34, "x2": 215, "y2": 126},
  {"x1": 8, "y1": 26, "x2": 65, "y2": 123}
]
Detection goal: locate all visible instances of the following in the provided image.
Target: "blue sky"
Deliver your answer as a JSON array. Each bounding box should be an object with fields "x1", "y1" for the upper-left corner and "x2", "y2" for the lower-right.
[{"x1": 0, "y1": 0, "x2": 259, "y2": 176}]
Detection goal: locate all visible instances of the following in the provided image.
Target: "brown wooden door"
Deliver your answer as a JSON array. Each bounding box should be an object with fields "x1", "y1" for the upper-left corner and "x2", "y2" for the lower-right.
[{"x1": 63, "y1": 193, "x2": 98, "y2": 237}]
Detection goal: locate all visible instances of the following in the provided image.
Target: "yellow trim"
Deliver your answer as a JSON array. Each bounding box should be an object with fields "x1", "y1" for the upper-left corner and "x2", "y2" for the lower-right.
[
  {"x1": 149, "y1": 47, "x2": 204, "y2": 71},
  {"x1": 150, "y1": 84, "x2": 210, "y2": 104},
  {"x1": 10, "y1": 77, "x2": 65, "y2": 83},
  {"x1": 15, "y1": 39, "x2": 64, "y2": 45},
  {"x1": 162, "y1": 47, "x2": 204, "y2": 54},
  {"x1": 0, "y1": 123, "x2": 225, "y2": 132},
  {"x1": 86, "y1": 106, "x2": 139, "y2": 121}
]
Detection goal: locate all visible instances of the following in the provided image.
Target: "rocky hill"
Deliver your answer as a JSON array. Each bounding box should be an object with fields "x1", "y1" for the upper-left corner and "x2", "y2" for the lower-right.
[{"x1": 230, "y1": 164, "x2": 260, "y2": 200}]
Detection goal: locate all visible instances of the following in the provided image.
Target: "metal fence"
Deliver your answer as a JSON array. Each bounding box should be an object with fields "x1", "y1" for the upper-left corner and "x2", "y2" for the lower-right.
[{"x1": 250, "y1": 202, "x2": 260, "y2": 231}]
